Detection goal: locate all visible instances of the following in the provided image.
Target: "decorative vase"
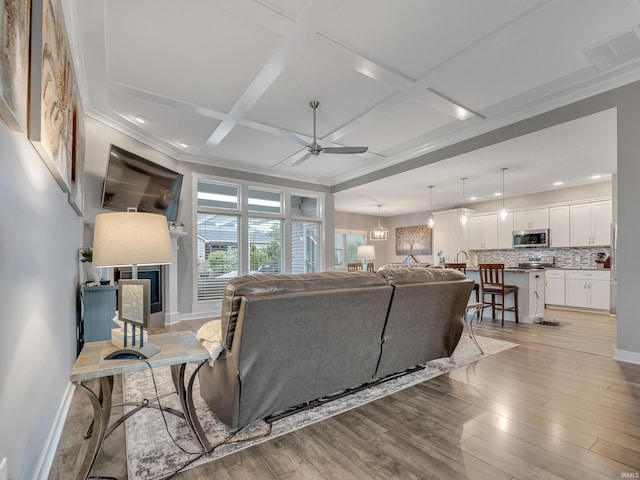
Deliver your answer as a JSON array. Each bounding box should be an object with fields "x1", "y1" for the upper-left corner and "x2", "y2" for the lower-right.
[{"x1": 84, "y1": 262, "x2": 100, "y2": 284}]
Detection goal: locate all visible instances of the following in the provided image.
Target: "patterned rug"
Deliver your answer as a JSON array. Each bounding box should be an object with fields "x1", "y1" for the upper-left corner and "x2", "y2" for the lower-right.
[{"x1": 123, "y1": 333, "x2": 516, "y2": 480}]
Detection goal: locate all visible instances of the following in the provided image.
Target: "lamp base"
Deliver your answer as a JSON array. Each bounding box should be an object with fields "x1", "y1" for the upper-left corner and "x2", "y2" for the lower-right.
[{"x1": 105, "y1": 343, "x2": 160, "y2": 360}]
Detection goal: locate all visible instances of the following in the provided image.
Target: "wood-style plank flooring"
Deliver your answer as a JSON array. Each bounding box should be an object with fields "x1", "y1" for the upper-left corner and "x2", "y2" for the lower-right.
[{"x1": 49, "y1": 309, "x2": 640, "y2": 479}]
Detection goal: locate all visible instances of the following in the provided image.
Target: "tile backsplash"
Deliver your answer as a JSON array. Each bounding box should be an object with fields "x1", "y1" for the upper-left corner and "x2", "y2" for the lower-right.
[{"x1": 472, "y1": 246, "x2": 611, "y2": 269}]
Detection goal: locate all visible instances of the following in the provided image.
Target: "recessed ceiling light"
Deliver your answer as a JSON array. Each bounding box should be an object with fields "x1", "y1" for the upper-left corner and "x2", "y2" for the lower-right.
[
  {"x1": 553, "y1": 181, "x2": 563, "y2": 186},
  {"x1": 591, "y1": 174, "x2": 602, "y2": 179},
  {"x1": 179, "y1": 143, "x2": 188, "y2": 148},
  {"x1": 469, "y1": 196, "x2": 477, "y2": 201},
  {"x1": 134, "y1": 116, "x2": 145, "y2": 124},
  {"x1": 494, "y1": 192, "x2": 502, "y2": 197}
]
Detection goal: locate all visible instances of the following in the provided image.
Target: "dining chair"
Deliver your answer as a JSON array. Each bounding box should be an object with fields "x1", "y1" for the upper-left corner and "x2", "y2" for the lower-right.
[{"x1": 478, "y1": 263, "x2": 519, "y2": 326}]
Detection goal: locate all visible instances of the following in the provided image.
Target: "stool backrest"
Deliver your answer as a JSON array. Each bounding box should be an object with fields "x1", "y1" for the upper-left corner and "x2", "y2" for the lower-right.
[
  {"x1": 444, "y1": 263, "x2": 467, "y2": 274},
  {"x1": 479, "y1": 263, "x2": 506, "y2": 289}
]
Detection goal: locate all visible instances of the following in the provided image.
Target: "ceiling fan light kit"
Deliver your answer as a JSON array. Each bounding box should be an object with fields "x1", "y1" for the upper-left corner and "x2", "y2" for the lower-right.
[
  {"x1": 285, "y1": 101, "x2": 368, "y2": 167},
  {"x1": 427, "y1": 185, "x2": 435, "y2": 228},
  {"x1": 459, "y1": 177, "x2": 468, "y2": 226}
]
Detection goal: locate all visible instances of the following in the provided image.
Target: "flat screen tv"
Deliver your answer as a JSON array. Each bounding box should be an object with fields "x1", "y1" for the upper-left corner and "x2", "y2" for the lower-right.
[{"x1": 101, "y1": 145, "x2": 183, "y2": 221}]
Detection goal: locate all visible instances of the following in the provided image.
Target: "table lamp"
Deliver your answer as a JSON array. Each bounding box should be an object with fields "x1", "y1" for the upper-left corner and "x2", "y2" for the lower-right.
[
  {"x1": 92, "y1": 212, "x2": 173, "y2": 359},
  {"x1": 357, "y1": 245, "x2": 376, "y2": 271}
]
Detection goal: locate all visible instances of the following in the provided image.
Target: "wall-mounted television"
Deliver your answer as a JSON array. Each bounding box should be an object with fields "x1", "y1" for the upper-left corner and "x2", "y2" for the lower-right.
[{"x1": 101, "y1": 145, "x2": 183, "y2": 221}]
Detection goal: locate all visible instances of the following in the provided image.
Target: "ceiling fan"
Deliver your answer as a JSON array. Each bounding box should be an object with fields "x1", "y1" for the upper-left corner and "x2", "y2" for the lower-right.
[{"x1": 281, "y1": 101, "x2": 368, "y2": 167}]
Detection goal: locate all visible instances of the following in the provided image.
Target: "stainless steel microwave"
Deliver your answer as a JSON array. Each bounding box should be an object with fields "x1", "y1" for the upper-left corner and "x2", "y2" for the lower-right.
[{"x1": 512, "y1": 229, "x2": 549, "y2": 248}]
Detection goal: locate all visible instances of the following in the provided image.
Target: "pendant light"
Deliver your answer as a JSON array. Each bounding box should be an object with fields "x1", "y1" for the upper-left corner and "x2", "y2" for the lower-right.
[
  {"x1": 369, "y1": 204, "x2": 389, "y2": 241},
  {"x1": 459, "y1": 177, "x2": 468, "y2": 226},
  {"x1": 427, "y1": 186, "x2": 435, "y2": 228},
  {"x1": 499, "y1": 167, "x2": 509, "y2": 221}
]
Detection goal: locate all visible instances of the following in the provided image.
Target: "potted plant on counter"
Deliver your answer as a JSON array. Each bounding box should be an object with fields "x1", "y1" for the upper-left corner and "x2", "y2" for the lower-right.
[{"x1": 595, "y1": 252, "x2": 608, "y2": 269}]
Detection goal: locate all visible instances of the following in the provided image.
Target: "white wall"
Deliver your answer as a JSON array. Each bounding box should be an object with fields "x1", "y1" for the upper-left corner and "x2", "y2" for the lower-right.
[{"x1": 0, "y1": 123, "x2": 82, "y2": 480}]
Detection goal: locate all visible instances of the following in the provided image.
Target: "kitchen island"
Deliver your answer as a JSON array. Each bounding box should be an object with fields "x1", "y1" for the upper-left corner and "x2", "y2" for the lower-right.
[{"x1": 465, "y1": 267, "x2": 546, "y2": 324}]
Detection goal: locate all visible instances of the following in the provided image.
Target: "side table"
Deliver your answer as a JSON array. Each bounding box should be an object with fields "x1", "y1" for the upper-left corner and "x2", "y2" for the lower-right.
[{"x1": 70, "y1": 331, "x2": 211, "y2": 480}]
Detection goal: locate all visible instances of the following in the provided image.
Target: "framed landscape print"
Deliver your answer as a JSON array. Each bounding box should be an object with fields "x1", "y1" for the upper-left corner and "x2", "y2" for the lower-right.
[
  {"x1": 29, "y1": 0, "x2": 76, "y2": 193},
  {"x1": 0, "y1": 0, "x2": 31, "y2": 131},
  {"x1": 395, "y1": 225, "x2": 432, "y2": 256}
]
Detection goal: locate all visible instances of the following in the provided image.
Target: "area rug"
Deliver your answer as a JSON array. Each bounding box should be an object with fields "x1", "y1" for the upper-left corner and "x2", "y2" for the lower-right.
[{"x1": 123, "y1": 333, "x2": 516, "y2": 480}]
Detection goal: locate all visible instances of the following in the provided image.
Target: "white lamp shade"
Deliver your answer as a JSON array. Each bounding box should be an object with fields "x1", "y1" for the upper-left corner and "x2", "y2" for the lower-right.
[
  {"x1": 92, "y1": 212, "x2": 173, "y2": 268},
  {"x1": 357, "y1": 245, "x2": 376, "y2": 261}
]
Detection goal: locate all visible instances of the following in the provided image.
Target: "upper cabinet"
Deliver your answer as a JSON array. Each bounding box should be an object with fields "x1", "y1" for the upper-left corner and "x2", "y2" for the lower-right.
[
  {"x1": 549, "y1": 206, "x2": 570, "y2": 247},
  {"x1": 513, "y1": 208, "x2": 549, "y2": 231},
  {"x1": 433, "y1": 210, "x2": 470, "y2": 262},
  {"x1": 469, "y1": 214, "x2": 498, "y2": 250},
  {"x1": 570, "y1": 200, "x2": 612, "y2": 246},
  {"x1": 497, "y1": 212, "x2": 514, "y2": 249}
]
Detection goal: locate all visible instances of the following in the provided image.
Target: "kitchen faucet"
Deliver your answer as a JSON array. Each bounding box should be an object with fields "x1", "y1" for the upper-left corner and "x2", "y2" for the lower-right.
[{"x1": 456, "y1": 250, "x2": 469, "y2": 262}]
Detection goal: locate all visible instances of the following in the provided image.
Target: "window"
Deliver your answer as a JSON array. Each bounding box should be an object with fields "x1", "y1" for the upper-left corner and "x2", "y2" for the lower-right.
[
  {"x1": 248, "y1": 217, "x2": 283, "y2": 273},
  {"x1": 291, "y1": 221, "x2": 322, "y2": 274},
  {"x1": 195, "y1": 178, "x2": 324, "y2": 305},
  {"x1": 196, "y1": 214, "x2": 239, "y2": 302},
  {"x1": 334, "y1": 232, "x2": 366, "y2": 270}
]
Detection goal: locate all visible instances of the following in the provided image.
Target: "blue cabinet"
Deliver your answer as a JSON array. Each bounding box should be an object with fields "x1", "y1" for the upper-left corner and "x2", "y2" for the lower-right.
[{"x1": 79, "y1": 285, "x2": 118, "y2": 352}]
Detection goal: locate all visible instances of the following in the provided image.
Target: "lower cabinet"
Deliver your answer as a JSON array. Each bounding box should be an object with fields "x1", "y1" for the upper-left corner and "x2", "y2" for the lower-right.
[
  {"x1": 545, "y1": 270, "x2": 566, "y2": 306},
  {"x1": 564, "y1": 270, "x2": 610, "y2": 310}
]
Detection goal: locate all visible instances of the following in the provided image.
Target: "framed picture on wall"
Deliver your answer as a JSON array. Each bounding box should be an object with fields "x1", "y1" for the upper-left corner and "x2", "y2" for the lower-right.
[
  {"x1": 29, "y1": 0, "x2": 76, "y2": 193},
  {"x1": 395, "y1": 225, "x2": 432, "y2": 256},
  {"x1": 68, "y1": 93, "x2": 86, "y2": 215},
  {"x1": 0, "y1": 0, "x2": 31, "y2": 131}
]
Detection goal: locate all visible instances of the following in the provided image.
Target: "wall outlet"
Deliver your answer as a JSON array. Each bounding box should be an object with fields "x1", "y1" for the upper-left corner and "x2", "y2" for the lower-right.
[{"x1": 0, "y1": 457, "x2": 7, "y2": 480}]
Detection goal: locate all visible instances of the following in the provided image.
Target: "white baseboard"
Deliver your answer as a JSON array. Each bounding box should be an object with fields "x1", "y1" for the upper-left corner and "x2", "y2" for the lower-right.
[
  {"x1": 614, "y1": 348, "x2": 640, "y2": 365},
  {"x1": 33, "y1": 382, "x2": 74, "y2": 480}
]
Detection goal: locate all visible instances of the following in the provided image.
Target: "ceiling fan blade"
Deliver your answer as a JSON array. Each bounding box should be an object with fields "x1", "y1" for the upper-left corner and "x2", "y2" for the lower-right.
[
  {"x1": 322, "y1": 146, "x2": 368, "y2": 154},
  {"x1": 280, "y1": 129, "x2": 309, "y2": 147},
  {"x1": 291, "y1": 152, "x2": 312, "y2": 167}
]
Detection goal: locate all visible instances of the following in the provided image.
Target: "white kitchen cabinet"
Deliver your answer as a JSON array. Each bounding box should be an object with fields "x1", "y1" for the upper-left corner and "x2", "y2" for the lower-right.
[
  {"x1": 565, "y1": 270, "x2": 610, "y2": 310},
  {"x1": 433, "y1": 210, "x2": 470, "y2": 263},
  {"x1": 513, "y1": 208, "x2": 549, "y2": 231},
  {"x1": 469, "y1": 214, "x2": 497, "y2": 250},
  {"x1": 570, "y1": 200, "x2": 612, "y2": 246},
  {"x1": 497, "y1": 212, "x2": 514, "y2": 249},
  {"x1": 544, "y1": 269, "x2": 566, "y2": 306},
  {"x1": 549, "y1": 206, "x2": 570, "y2": 247}
]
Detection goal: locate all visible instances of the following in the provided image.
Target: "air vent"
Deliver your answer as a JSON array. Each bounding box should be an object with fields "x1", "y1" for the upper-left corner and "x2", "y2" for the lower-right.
[{"x1": 581, "y1": 26, "x2": 640, "y2": 72}]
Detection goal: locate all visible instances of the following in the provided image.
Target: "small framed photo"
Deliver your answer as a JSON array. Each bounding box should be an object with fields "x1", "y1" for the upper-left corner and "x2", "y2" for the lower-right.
[{"x1": 118, "y1": 279, "x2": 150, "y2": 328}]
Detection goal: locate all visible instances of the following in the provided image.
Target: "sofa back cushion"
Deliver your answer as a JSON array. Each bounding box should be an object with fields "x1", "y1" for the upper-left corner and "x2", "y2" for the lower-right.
[
  {"x1": 375, "y1": 267, "x2": 473, "y2": 379},
  {"x1": 220, "y1": 271, "x2": 389, "y2": 348}
]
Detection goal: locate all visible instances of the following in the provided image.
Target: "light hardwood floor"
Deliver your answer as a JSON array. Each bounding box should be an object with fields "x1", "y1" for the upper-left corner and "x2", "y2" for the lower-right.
[{"x1": 50, "y1": 309, "x2": 640, "y2": 479}]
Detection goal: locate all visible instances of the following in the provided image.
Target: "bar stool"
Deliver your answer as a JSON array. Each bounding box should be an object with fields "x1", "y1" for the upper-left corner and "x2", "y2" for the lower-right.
[
  {"x1": 444, "y1": 263, "x2": 480, "y2": 302},
  {"x1": 445, "y1": 263, "x2": 483, "y2": 354},
  {"x1": 478, "y1": 263, "x2": 519, "y2": 326}
]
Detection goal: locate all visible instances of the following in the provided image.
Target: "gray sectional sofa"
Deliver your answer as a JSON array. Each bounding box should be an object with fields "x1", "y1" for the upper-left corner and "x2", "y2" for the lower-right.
[{"x1": 198, "y1": 267, "x2": 474, "y2": 429}]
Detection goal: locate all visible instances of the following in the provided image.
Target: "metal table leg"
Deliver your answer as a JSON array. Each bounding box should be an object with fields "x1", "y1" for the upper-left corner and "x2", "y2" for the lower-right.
[
  {"x1": 465, "y1": 302, "x2": 485, "y2": 355},
  {"x1": 171, "y1": 362, "x2": 211, "y2": 451},
  {"x1": 74, "y1": 376, "x2": 113, "y2": 480}
]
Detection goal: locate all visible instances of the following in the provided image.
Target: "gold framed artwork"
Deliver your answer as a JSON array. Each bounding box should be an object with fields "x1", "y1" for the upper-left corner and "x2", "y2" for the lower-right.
[
  {"x1": 29, "y1": 0, "x2": 76, "y2": 193},
  {"x1": 0, "y1": 0, "x2": 31, "y2": 131},
  {"x1": 395, "y1": 225, "x2": 432, "y2": 256}
]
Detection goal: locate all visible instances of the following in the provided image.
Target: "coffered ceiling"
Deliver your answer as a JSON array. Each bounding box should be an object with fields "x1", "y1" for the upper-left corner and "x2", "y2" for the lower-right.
[{"x1": 63, "y1": 0, "x2": 639, "y2": 215}]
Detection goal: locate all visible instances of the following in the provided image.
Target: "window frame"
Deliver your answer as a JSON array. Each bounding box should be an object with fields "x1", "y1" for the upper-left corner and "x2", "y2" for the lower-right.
[{"x1": 193, "y1": 174, "x2": 325, "y2": 306}]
